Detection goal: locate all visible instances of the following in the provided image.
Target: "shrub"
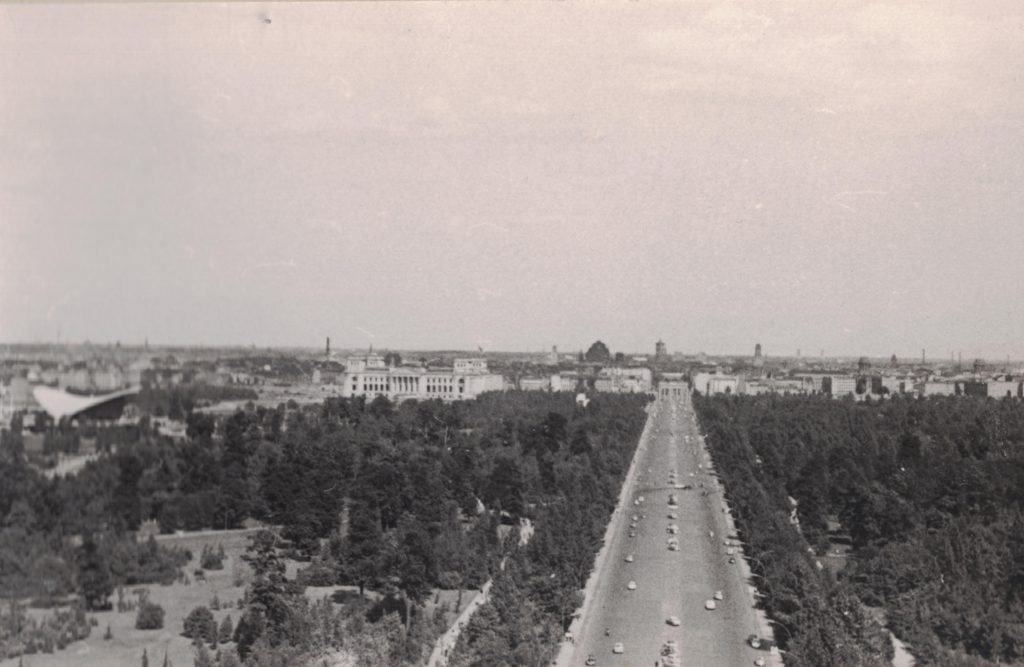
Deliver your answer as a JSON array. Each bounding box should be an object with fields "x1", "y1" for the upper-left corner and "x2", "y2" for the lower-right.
[
  {"x1": 200, "y1": 544, "x2": 225, "y2": 571},
  {"x1": 135, "y1": 601, "x2": 165, "y2": 630},
  {"x1": 296, "y1": 559, "x2": 336, "y2": 587}
]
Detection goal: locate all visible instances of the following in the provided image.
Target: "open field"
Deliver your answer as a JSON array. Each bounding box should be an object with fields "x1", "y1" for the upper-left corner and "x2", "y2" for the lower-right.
[{"x1": 3, "y1": 528, "x2": 476, "y2": 667}]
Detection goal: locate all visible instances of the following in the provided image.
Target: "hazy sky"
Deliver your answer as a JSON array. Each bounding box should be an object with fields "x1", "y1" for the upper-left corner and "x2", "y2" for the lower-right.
[{"x1": 2, "y1": 2, "x2": 1023, "y2": 358}]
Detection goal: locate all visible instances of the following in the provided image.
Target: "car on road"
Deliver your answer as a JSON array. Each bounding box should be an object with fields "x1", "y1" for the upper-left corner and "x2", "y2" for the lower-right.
[
  {"x1": 624, "y1": 554, "x2": 634, "y2": 563},
  {"x1": 668, "y1": 542, "x2": 678, "y2": 551},
  {"x1": 728, "y1": 556, "x2": 737, "y2": 564},
  {"x1": 627, "y1": 580, "x2": 637, "y2": 590},
  {"x1": 754, "y1": 659, "x2": 766, "y2": 666},
  {"x1": 714, "y1": 590, "x2": 724, "y2": 601},
  {"x1": 726, "y1": 547, "x2": 736, "y2": 555},
  {"x1": 667, "y1": 615, "x2": 681, "y2": 626},
  {"x1": 629, "y1": 530, "x2": 636, "y2": 538},
  {"x1": 612, "y1": 642, "x2": 624, "y2": 654},
  {"x1": 667, "y1": 511, "x2": 678, "y2": 519},
  {"x1": 705, "y1": 599, "x2": 717, "y2": 610},
  {"x1": 585, "y1": 655, "x2": 597, "y2": 666},
  {"x1": 667, "y1": 524, "x2": 679, "y2": 534}
]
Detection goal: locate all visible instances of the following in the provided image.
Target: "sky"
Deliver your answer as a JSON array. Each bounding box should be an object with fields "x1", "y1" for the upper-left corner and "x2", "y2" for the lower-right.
[{"x1": 1, "y1": 2, "x2": 1023, "y2": 359}]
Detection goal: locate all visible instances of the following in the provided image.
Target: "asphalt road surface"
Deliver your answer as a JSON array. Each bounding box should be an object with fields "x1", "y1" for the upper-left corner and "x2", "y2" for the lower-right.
[{"x1": 570, "y1": 394, "x2": 765, "y2": 667}]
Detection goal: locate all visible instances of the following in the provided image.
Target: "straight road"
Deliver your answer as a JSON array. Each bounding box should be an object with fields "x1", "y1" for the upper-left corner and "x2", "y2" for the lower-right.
[{"x1": 570, "y1": 394, "x2": 767, "y2": 667}]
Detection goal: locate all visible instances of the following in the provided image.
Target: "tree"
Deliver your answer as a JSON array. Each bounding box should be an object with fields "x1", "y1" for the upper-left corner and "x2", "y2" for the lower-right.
[
  {"x1": 219, "y1": 614, "x2": 234, "y2": 643},
  {"x1": 342, "y1": 502, "x2": 386, "y2": 595},
  {"x1": 584, "y1": 340, "x2": 611, "y2": 364},
  {"x1": 183, "y1": 606, "x2": 217, "y2": 644},
  {"x1": 193, "y1": 643, "x2": 214, "y2": 667},
  {"x1": 78, "y1": 536, "x2": 113, "y2": 610},
  {"x1": 368, "y1": 395, "x2": 394, "y2": 419},
  {"x1": 111, "y1": 452, "x2": 144, "y2": 531},
  {"x1": 237, "y1": 530, "x2": 292, "y2": 652},
  {"x1": 388, "y1": 513, "x2": 437, "y2": 631}
]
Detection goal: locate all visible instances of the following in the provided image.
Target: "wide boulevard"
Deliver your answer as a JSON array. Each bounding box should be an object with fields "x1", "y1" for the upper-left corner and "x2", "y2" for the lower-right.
[{"x1": 569, "y1": 394, "x2": 766, "y2": 667}]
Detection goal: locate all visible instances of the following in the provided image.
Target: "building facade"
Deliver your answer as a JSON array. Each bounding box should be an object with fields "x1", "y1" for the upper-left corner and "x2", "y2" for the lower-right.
[{"x1": 338, "y1": 356, "x2": 503, "y2": 402}]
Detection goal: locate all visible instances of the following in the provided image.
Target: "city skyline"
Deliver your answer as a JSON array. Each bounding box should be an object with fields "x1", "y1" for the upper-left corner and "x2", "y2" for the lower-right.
[{"x1": 3, "y1": 2, "x2": 1024, "y2": 359}]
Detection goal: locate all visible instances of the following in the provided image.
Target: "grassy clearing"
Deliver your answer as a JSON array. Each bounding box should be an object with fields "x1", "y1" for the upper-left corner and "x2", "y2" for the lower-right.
[{"x1": 3, "y1": 529, "x2": 478, "y2": 667}]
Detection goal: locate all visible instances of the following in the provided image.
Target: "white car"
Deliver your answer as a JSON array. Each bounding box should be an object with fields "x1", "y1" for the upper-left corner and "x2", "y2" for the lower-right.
[
  {"x1": 668, "y1": 542, "x2": 678, "y2": 551},
  {"x1": 754, "y1": 659, "x2": 766, "y2": 667},
  {"x1": 667, "y1": 524, "x2": 679, "y2": 534},
  {"x1": 726, "y1": 547, "x2": 736, "y2": 556},
  {"x1": 704, "y1": 599, "x2": 717, "y2": 611},
  {"x1": 668, "y1": 512, "x2": 678, "y2": 519},
  {"x1": 627, "y1": 580, "x2": 637, "y2": 591},
  {"x1": 612, "y1": 642, "x2": 624, "y2": 654},
  {"x1": 714, "y1": 590, "x2": 724, "y2": 601},
  {"x1": 667, "y1": 615, "x2": 681, "y2": 626},
  {"x1": 625, "y1": 554, "x2": 634, "y2": 563}
]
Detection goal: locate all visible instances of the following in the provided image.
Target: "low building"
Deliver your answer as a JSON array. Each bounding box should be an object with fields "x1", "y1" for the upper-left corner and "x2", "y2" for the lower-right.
[
  {"x1": 596, "y1": 366, "x2": 653, "y2": 393},
  {"x1": 829, "y1": 376, "x2": 858, "y2": 397},
  {"x1": 519, "y1": 376, "x2": 550, "y2": 392},
  {"x1": 987, "y1": 380, "x2": 1021, "y2": 399},
  {"x1": 880, "y1": 376, "x2": 909, "y2": 395},
  {"x1": 922, "y1": 381, "x2": 957, "y2": 397},
  {"x1": 692, "y1": 372, "x2": 739, "y2": 395},
  {"x1": 550, "y1": 372, "x2": 583, "y2": 393}
]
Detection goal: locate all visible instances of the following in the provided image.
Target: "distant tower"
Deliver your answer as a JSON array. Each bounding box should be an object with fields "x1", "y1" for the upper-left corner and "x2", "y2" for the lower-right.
[
  {"x1": 326, "y1": 336, "x2": 331, "y2": 359},
  {"x1": 655, "y1": 339, "x2": 668, "y2": 361},
  {"x1": 753, "y1": 343, "x2": 764, "y2": 369},
  {"x1": 922, "y1": 349, "x2": 926, "y2": 364},
  {"x1": 890, "y1": 353, "x2": 898, "y2": 367},
  {"x1": 858, "y1": 356, "x2": 869, "y2": 373}
]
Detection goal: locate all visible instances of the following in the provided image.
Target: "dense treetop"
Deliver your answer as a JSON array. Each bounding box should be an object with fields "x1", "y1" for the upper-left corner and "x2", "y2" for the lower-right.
[{"x1": 694, "y1": 393, "x2": 1024, "y2": 667}]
